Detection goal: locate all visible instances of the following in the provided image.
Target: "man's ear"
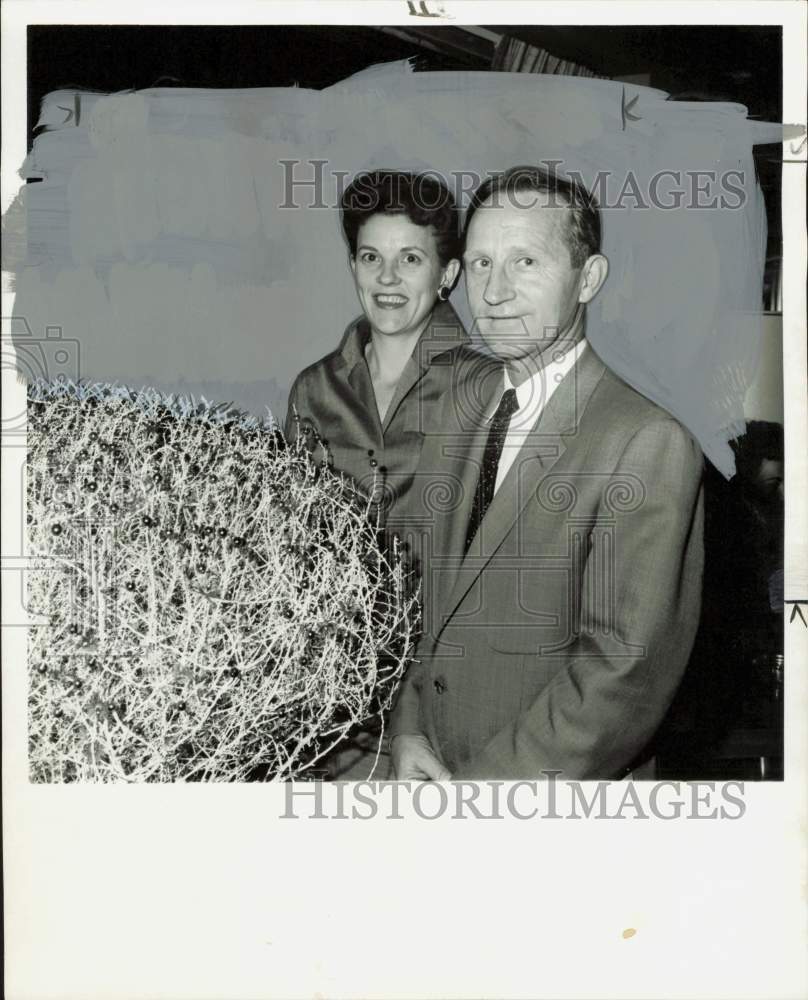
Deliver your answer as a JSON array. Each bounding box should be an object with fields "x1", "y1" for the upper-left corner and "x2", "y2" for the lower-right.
[
  {"x1": 441, "y1": 258, "x2": 461, "y2": 290},
  {"x1": 577, "y1": 253, "x2": 609, "y2": 305}
]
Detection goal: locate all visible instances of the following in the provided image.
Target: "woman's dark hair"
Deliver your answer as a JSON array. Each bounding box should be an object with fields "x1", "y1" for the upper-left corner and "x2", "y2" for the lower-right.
[
  {"x1": 341, "y1": 170, "x2": 461, "y2": 267},
  {"x1": 464, "y1": 164, "x2": 600, "y2": 269}
]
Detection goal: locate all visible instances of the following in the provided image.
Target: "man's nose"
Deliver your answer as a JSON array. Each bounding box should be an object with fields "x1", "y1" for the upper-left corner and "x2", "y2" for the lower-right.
[{"x1": 482, "y1": 265, "x2": 514, "y2": 305}]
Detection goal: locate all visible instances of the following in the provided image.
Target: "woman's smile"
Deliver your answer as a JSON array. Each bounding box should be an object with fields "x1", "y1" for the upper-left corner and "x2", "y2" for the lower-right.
[{"x1": 373, "y1": 293, "x2": 410, "y2": 309}]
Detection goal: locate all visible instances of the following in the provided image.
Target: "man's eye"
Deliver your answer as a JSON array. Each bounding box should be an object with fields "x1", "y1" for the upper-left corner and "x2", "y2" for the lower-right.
[
  {"x1": 517, "y1": 256, "x2": 537, "y2": 267},
  {"x1": 470, "y1": 258, "x2": 491, "y2": 271}
]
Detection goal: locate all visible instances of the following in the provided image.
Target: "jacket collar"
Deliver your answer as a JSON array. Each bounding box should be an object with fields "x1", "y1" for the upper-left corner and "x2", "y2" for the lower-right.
[
  {"x1": 480, "y1": 303, "x2": 588, "y2": 424},
  {"x1": 336, "y1": 298, "x2": 469, "y2": 372},
  {"x1": 337, "y1": 299, "x2": 469, "y2": 435}
]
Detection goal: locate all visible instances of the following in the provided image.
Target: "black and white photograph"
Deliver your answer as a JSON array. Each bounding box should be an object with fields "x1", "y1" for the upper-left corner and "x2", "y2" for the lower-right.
[{"x1": 2, "y1": 2, "x2": 806, "y2": 998}]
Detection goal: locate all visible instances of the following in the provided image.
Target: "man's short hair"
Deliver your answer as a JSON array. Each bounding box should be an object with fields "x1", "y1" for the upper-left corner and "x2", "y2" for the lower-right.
[
  {"x1": 341, "y1": 170, "x2": 460, "y2": 267},
  {"x1": 464, "y1": 165, "x2": 601, "y2": 269}
]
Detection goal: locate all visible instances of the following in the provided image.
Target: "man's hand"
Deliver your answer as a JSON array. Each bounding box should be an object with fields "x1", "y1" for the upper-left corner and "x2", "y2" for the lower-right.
[{"x1": 392, "y1": 734, "x2": 452, "y2": 781}]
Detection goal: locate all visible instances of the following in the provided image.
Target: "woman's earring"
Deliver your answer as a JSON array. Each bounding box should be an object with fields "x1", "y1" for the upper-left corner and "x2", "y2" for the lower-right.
[{"x1": 437, "y1": 285, "x2": 450, "y2": 302}]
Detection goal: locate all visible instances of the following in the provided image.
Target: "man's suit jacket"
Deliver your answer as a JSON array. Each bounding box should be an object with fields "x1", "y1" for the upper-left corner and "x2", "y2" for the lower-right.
[{"x1": 389, "y1": 342, "x2": 705, "y2": 779}]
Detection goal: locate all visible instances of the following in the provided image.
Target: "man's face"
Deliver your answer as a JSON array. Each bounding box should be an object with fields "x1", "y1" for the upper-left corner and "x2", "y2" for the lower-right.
[{"x1": 463, "y1": 197, "x2": 584, "y2": 361}]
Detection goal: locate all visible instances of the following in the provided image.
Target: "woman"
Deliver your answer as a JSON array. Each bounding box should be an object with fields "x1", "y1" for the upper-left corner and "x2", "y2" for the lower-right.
[{"x1": 284, "y1": 170, "x2": 473, "y2": 779}]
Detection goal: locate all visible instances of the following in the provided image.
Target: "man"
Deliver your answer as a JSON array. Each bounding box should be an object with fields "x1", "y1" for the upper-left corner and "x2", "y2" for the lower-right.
[{"x1": 390, "y1": 165, "x2": 704, "y2": 780}]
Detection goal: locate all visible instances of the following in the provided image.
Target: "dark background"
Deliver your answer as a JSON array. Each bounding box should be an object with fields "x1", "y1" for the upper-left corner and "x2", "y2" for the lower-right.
[{"x1": 27, "y1": 25, "x2": 782, "y2": 118}]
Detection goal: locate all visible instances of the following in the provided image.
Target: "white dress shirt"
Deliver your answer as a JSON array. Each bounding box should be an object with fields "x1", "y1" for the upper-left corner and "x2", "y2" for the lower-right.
[{"x1": 492, "y1": 338, "x2": 588, "y2": 494}]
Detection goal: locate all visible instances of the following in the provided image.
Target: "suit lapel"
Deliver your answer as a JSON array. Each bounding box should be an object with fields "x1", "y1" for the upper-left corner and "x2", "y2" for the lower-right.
[
  {"x1": 417, "y1": 356, "x2": 499, "y2": 635},
  {"x1": 436, "y1": 345, "x2": 608, "y2": 633},
  {"x1": 433, "y1": 414, "x2": 491, "y2": 586}
]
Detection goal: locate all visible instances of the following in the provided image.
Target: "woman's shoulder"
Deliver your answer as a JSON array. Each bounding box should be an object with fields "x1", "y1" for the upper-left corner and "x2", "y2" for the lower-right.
[
  {"x1": 284, "y1": 345, "x2": 346, "y2": 439},
  {"x1": 290, "y1": 318, "x2": 363, "y2": 395},
  {"x1": 425, "y1": 344, "x2": 500, "y2": 428},
  {"x1": 291, "y1": 349, "x2": 341, "y2": 392},
  {"x1": 447, "y1": 343, "x2": 500, "y2": 383}
]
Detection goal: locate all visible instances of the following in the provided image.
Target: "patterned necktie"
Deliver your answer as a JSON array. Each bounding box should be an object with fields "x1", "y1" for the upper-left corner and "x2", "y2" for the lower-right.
[{"x1": 464, "y1": 387, "x2": 520, "y2": 553}]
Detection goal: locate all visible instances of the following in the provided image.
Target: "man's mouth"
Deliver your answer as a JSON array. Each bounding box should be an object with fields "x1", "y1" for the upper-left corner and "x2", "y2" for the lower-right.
[{"x1": 374, "y1": 294, "x2": 409, "y2": 309}]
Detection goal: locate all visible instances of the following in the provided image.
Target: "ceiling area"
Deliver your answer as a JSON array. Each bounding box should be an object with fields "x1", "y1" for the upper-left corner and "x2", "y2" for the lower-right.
[{"x1": 27, "y1": 24, "x2": 782, "y2": 121}]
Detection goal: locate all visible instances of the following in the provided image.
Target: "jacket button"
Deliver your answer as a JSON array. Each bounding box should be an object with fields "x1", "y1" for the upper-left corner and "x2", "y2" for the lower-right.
[{"x1": 433, "y1": 676, "x2": 447, "y2": 694}]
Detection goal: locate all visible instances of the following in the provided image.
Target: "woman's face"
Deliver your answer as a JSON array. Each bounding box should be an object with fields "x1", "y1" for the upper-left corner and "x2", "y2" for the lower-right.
[{"x1": 350, "y1": 213, "x2": 457, "y2": 339}]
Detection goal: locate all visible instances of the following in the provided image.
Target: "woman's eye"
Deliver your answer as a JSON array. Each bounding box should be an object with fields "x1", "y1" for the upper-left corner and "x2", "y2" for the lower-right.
[
  {"x1": 359, "y1": 252, "x2": 378, "y2": 264},
  {"x1": 517, "y1": 256, "x2": 537, "y2": 268},
  {"x1": 401, "y1": 253, "x2": 422, "y2": 265}
]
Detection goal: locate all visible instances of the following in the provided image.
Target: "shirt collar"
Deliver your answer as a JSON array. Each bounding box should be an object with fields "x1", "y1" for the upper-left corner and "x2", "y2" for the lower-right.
[{"x1": 487, "y1": 308, "x2": 589, "y2": 426}]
